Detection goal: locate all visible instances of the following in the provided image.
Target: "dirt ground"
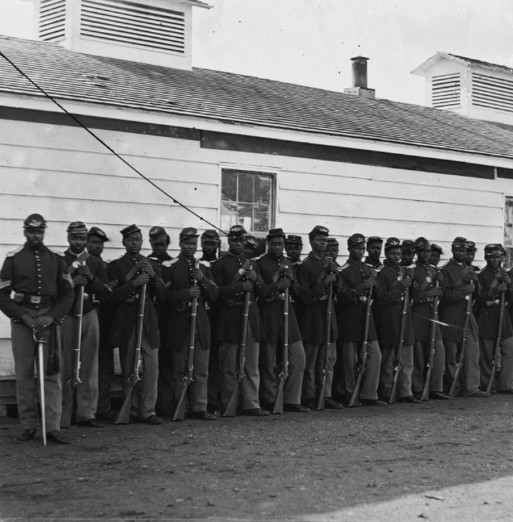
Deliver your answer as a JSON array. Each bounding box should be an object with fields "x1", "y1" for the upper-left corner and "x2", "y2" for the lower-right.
[{"x1": 1, "y1": 394, "x2": 513, "y2": 521}]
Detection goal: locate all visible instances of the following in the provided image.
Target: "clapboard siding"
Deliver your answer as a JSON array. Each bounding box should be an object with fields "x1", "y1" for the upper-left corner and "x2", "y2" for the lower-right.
[{"x1": 1, "y1": 117, "x2": 513, "y2": 376}]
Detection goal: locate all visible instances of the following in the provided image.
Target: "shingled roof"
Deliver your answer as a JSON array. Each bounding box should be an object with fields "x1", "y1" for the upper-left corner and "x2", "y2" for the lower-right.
[{"x1": 2, "y1": 35, "x2": 513, "y2": 160}]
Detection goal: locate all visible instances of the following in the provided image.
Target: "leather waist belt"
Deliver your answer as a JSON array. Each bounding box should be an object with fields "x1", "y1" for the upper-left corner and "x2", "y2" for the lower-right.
[
  {"x1": 14, "y1": 293, "x2": 54, "y2": 307},
  {"x1": 175, "y1": 301, "x2": 206, "y2": 312}
]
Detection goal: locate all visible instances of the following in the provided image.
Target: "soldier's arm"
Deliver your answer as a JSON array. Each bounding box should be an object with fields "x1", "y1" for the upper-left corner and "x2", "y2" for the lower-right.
[
  {"x1": 296, "y1": 262, "x2": 328, "y2": 305},
  {"x1": 107, "y1": 262, "x2": 139, "y2": 303},
  {"x1": 48, "y1": 256, "x2": 75, "y2": 321},
  {"x1": 211, "y1": 260, "x2": 245, "y2": 301},
  {"x1": 0, "y1": 257, "x2": 27, "y2": 320},
  {"x1": 199, "y1": 266, "x2": 218, "y2": 303},
  {"x1": 440, "y1": 267, "x2": 471, "y2": 304},
  {"x1": 375, "y1": 270, "x2": 407, "y2": 305}
]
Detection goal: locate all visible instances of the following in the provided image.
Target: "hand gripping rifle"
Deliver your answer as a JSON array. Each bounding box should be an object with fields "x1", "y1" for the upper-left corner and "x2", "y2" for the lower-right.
[
  {"x1": 421, "y1": 270, "x2": 440, "y2": 401},
  {"x1": 273, "y1": 284, "x2": 289, "y2": 415},
  {"x1": 223, "y1": 288, "x2": 251, "y2": 417},
  {"x1": 317, "y1": 257, "x2": 333, "y2": 410},
  {"x1": 448, "y1": 286, "x2": 473, "y2": 398},
  {"x1": 388, "y1": 267, "x2": 411, "y2": 404},
  {"x1": 486, "y1": 279, "x2": 506, "y2": 395},
  {"x1": 61, "y1": 269, "x2": 85, "y2": 427},
  {"x1": 33, "y1": 329, "x2": 47, "y2": 446},
  {"x1": 173, "y1": 259, "x2": 200, "y2": 421},
  {"x1": 349, "y1": 276, "x2": 374, "y2": 408},
  {"x1": 116, "y1": 283, "x2": 147, "y2": 424}
]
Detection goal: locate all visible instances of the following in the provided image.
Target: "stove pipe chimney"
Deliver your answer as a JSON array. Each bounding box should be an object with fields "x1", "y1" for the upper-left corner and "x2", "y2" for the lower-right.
[{"x1": 344, "y1": 56, "x2": 375, "y2": 99}]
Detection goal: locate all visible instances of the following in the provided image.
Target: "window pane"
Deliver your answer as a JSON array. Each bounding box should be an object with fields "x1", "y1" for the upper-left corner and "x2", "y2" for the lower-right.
[
  {"x1": 238, "y1": 202, "x2": 253, "y2": 230},
  {"x1": 254, "y1": 203, "x2": 270, "y2": 232},
  {"x1": 221, "y1": 171, "x2": 237, "y2": 201},
  {"x1": 255, "y1": 175, "x2": 271, "y2": 204},
  {"x1": 238, "y1": 173, "x2": 254, "y2": 202}
]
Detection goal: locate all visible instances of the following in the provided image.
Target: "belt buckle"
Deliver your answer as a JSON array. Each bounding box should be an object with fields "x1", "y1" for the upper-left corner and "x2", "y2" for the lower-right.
[
  {"x1": 360, "y1": 296, "x2": 367, "y2": 303},
  {"x1": 30, "y1": 296, "x2": 41, "y2": 304}
]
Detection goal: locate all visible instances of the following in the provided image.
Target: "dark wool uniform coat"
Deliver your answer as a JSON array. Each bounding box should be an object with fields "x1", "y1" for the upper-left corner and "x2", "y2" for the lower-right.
[
  {"x1": 375, "y1": 261, "x2": 414, "y2": 347},
  {"x1": 336, "y1": 259, "x2": 377, "y2": 343},
  {"x1": 162, "y1": 255, "x2": 218, "y2": 351},
  {"x1": 107, "y1": 253, "x2": 165, "y2": 349},
  {"x1": 412, "y1": 261, "x2": 443, "y2": 343},
  {"x1": 476, "y1": 267, "x2": 513, "y2": 340},
  {"x1": 64, "y1": 250, "x2": 109, "y2": 316},
  {"x1": 256, "y1": 253, "x2": 302, "y2": 344},
  {"x1": 296, "y1": 252, "x2": 338, "y2": 344},
  {"x1": 439, "y1": 259, "x2": 478, "y2": 343},
  {"x1": 211, "y1": 252, "x2": 264, "y2": 344},
  {"x1": 0, "y1": 243, "x2": 74, "y2": 322}
]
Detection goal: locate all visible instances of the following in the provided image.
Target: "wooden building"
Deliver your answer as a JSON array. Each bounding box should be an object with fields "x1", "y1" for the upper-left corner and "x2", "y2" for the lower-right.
[{"x1": 2, "y1": 0, "x2": 513, "y2": 390}]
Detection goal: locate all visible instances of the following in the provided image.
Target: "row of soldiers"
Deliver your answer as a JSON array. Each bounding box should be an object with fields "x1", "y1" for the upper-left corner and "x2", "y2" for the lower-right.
[{"x1": 1, "y1": 214, "x2": 511, "y2": 444}]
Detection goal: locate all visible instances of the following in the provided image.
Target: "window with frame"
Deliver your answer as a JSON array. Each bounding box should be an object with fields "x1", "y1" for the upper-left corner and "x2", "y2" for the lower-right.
[
  {"x1": 220, "y1": 169, "x2": 275, "y2": 234},
  {"x1": 504, "y1": 196, "x2": 513, "y2": 268}
]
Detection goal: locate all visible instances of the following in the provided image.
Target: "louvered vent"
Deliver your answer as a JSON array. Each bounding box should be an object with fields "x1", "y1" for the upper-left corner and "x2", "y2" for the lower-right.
[
  {"x1": 80, "y1": 0, "x2": 186, "y2": 54},
  {"x1": 472, "y1": 73, "x2": 513, "y2": 113},
  {"x1": 431, "y1": 73, "x2": 461, "y2": 108},
  {"x1": 39, "y1": 0, "x2": 66, "y2": 42}
]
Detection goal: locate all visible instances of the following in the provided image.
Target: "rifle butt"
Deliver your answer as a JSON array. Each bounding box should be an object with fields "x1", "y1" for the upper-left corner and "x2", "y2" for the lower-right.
[
  {"x1": 448, "y1": 365, "x2": 462, "y2": 398},
  {"x1": 420, "y1": 366, "x2": 432, "y2": 401},
  {"x1": 172, "y1": 386, "x2": 188, "y2": 421},
  {"x1": 348, "y1": 373, "x2": 363, "y2": 408},
  {"x1": 223, "y1": 380, "x2": 240, "y2": 417},
  {"x1": 115, "y1": 388, "x2": 134, "y2": 424},
  {"x1": 316, "y1": 377, "x2": 326, "y2": 410},
  {"x1": 60, "y1": 384, "x2": 75, "y2": 428},
  {"x1": 272, "y1": 382, "x2": 284, "y2": 414},
  {"x1": 388, "y1": 369, "x2": 399, "y2": 404},
  {"x1": 485, "y1": 367, "x2": 496, "y2": 395}
]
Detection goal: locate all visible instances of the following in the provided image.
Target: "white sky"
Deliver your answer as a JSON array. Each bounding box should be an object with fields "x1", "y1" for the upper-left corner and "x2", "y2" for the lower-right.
[{"x1": 1, "y1": 0, "x2": 513, "y2": 105}]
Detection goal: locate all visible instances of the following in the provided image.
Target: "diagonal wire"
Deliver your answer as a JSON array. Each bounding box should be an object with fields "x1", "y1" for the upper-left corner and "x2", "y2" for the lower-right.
[{"x1": 0, "y1": 49, "x2": 226, "y2": 235}]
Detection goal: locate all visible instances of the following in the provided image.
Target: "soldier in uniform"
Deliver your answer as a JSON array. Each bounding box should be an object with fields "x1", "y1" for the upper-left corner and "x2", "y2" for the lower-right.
[
  {"x1": 296, "y1": 226, "x2": 342, "y2": 409},
  {"x1": 337, "y1": 233, "x2": 384, "y2": 406},
  {"x1": 163, "y1": 228, "x2": 218, "y2": 420},
  {"x1": 0, "y1": 214, "x2": 74, "y2": 443},
  {"x1": 257, "y1": 228, "x2": 309, "y2": 412},
  {"x1": 365, "y1": 236, "x2": 383, "y2": 269},
  {"x1": 86, "y1": 227, "x2": 116, "y2": 421},
  {"x1": 401, "y1": 240, "x2": 416, "y2": 267},
  {"x1": 199, "y1": 229, "x2": 222, "y2": 414},
  {"x1": 411, "y1": 237, "x2": 450, "y2": 400},
  {"x1": 285, "y1": 235, "x2": 303, "y2": 264},
  {"x1": 465, "y1": 241, "x2": 480, "y2": 271},
  {"x1": 429, "y1": 243, "x2": 444, "y2": 267},
  {"x1": 147, "y1": 226, "x2": 172, "y2": 265},
  {"x1": 476, "y1": 244, "x2": 513, "y2": 393},
  {"x1": 439, "y1": 237, "x2": 487, "y2": 397},
  {"x1": 375, "y1": 237, "x2": 418, "y2": 402},
  {"x1": 61, "y1": 222, "x2": 108, "y2": 428},
  {"x1": 326, "y1": 237, "x2": 340, "y2": 263},
  {"x1": 107, "y1": 225, "x2": 166, "y2": 424},
  {"x1": 210, "y1": 225, "x2": 269, "y2": 416},
  {"x1": 200, "y1": 230, "x2": 220, "y2": 262}
]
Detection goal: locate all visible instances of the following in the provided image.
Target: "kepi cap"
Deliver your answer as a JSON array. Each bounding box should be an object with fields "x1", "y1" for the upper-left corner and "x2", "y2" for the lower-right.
[
  {"x1": 179, "y1": 227, "x2": 199, "y2": 242},
  {"x1": 484, "y1": 243, "x2": 504, "y2": 257},
  {"x1": 24, "y1": 213, "x2": 47, "y2": 229},
  {"x1": 465, "y1": 240, "x2": 476, "y2": 252},
  {"x1": 348, "y1": 233, "x2": 366, "y2": 248},
  {"x1": 327, "y1": 237, "x2": 339, "y2": 246},
  {"x1": 88, "y1": 226, "x2": 109, "y2": 242},
  {"x1": 228, "y1": 225, "x2": 247, "y2": 238},
  {"x1": 385, "y1": 237, "x2": 401, "y2": 252},
  {"x1": 120, "y1": 224, "x2": 141, "y2": 239},
  {"x1": 309, "y1": 225, "x2": 329, "y2": 238},
  {"x1": 149, "y1": 226, "x2": 167, "y2": 238},
  {"x1": 401, "y1": 240, "x2": 415, "y2": 253},
  {"x1": 285, "y1": 235, "x2": 303, "y2": 246},
  {"x1": 367, "y1": 236, "x2": 383, "y2": 245},
  {"x1": 452, "y1": 236, "x2": 467, "y2": 248},
  {"x1": 201, "y1": 229, "x2": 220, "y2": 242},
  {"x1": 431, "y1": 243, "x2": 443, "y2": 255},
  {"x1": 414, "y1": 237, "x2": 430, "y2": 252},
  {"x1": 67, "y1": 221, "x2": 88, "y2": 235},
  {"x1": 267, "y1": 228, "x2": 286, "y2": 240}
]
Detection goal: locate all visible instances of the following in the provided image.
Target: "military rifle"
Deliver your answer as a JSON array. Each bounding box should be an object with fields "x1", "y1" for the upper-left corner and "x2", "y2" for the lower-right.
[
  {"x1": 273, "y1": 286, "x2": 289, "y2": 414},
  {"x1": 388, "y1": 268, "x2": 411, "y2": 404},
  {"x1": 486, "y1": 285, "x2": 506, "y2": 395},
  {"x1": 33, "y1": 329, "x2": 47, "y2": 446},
  {"x1": 448, "y1": 291, "x2": 473, "y2": 397},
  {"x1": 173, "y1": 260, "x2": 200, "y2": 421},
  {"x1": 223, "y1": 290, "x2": 251, "y2": 417},
  {"x1": 348, "y1": 284, "x2": 374, "y2": 408},
  {"x1": 116, "y1": 283, "x2": 147, "y2": 424},
  {"x1": 421, "y1": 272, "x2": 441, "y2": 401},
  {"x1": 317, "y1": 257, "x2": 333, "y2": 410},
  {"x1": 61, "y1": 281, "x2": 84, "y2": 427}
]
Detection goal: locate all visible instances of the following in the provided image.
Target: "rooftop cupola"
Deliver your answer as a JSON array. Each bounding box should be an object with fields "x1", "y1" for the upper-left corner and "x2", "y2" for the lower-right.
[
  {"x1": 412, "y1": 52, "x2": 513, "y2": 125},
  {"x1": 36, "y1": 0, "x2": 210, "y2": 69}
]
